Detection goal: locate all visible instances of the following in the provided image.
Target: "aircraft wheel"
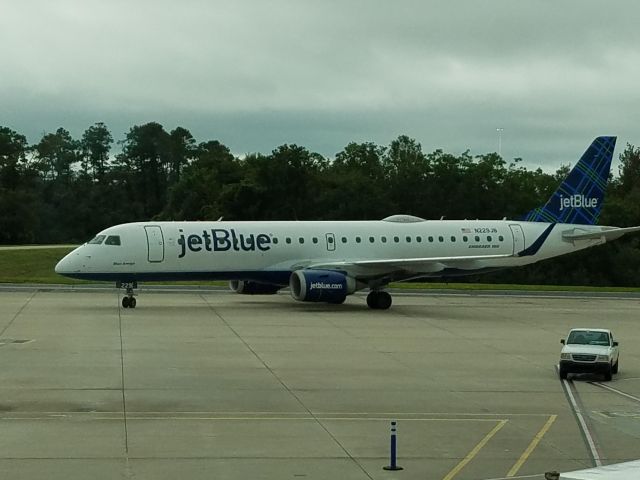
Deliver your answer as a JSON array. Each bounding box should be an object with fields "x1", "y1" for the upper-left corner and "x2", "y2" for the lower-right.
[
  {"x1": 366, "y1": 291, "x2": 379, "y2": 309},
  {"x1": 122, "y1": 296, "x2": 130, "y2": 308},
  {"x1": 328, "y1": 295, "x2": 346, "y2": 305},
  {"x1": 377, "y1": 291, "x2": 392, "y2": 310},
  {"x1": 129, "y1": 297, "x2": 137, "y2": 309},
  {"x1": 367, "y1": 291, "x2": 392, "y2": 310}
]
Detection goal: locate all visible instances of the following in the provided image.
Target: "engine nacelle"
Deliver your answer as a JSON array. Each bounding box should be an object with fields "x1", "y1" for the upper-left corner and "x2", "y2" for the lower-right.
[
  {"x1": 289, "y1": 270, "x2": 356, "y2": 303},
  {"x1": 229, "y1": 280, "x2": 281, "y2": 295}
]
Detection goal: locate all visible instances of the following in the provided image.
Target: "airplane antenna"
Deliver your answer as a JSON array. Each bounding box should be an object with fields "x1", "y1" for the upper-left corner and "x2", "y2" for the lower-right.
[{"x1": 217, "y1": 216, "x2": 224, "y2": 221}]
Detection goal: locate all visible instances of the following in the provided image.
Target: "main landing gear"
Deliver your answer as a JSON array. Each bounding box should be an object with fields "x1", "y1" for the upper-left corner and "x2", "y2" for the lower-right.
[
  {"x1": 118, "y1": 281, "x2": 137, "y2": 309},
  {"x1": 367, "y1": 290, "x2": 392, "y2": 310}
]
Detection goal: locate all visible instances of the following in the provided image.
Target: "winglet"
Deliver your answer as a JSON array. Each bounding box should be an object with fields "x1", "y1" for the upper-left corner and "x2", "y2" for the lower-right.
[{"x1": 523, "y1": 136, "x2": 616, "y2": 225}]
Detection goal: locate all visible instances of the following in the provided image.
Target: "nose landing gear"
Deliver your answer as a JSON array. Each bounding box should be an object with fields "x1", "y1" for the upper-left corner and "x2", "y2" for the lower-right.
[{"x1": 117, "y1": 281, "x2": 138, "y2": 309}]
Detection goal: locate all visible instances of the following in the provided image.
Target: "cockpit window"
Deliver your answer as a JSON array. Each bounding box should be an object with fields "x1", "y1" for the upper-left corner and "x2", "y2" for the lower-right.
[
  {"x1": 105, "y1": 235, "x2": 121, "y2": 246},
  {"x1": 87, "y1": 235, "x2": 106, "y2": 245}
]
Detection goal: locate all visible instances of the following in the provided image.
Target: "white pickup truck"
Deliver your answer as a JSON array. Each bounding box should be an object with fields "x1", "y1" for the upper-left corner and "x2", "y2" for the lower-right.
[{"x1": 559, "y1": 328, "x2": 619, "y2": 381}]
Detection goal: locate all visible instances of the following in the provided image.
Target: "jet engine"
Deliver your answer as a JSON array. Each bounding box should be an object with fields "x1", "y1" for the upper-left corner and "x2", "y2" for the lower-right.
[
  {"x1": 289, "y1": 270, "x2": 356, "y2": 303},
  {"x1": 229, "y1": 280, "x2": 281, "y2": 295}
]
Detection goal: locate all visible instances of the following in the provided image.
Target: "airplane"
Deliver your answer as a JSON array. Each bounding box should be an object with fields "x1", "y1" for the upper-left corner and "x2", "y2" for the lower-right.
[
  {"x1": 552, "y1": 458, "x2": 640, "y2": 479},
  {"x1": 55, "y1": 136, "x2": 640, "y2": 310}
]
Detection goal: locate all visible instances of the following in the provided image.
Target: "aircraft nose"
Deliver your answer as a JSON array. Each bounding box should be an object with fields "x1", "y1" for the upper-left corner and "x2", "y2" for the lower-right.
[
  {"x1": 55, "y1": 255, "x2": 70, "y2": 274},
  {"x1": 55, "y1": 250, "x2": 82, "y2": 275}
]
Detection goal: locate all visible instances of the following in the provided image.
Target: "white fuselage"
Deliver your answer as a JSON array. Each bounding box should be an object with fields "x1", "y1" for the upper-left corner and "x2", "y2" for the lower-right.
[{"x1": 55, "y1": 219, "x2": 606, "y2": 287}]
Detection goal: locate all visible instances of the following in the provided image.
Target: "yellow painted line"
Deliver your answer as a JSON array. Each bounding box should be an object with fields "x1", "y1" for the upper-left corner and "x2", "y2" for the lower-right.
[
  {"x1": 442, "y1": 420, "x2": 508, "y2": 480},
  {"x1": 506, "y1": 415, "x2": 557, "y2": 477}
]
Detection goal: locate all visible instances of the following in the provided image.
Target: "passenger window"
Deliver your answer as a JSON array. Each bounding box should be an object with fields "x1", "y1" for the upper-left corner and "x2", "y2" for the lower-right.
[
  {"x1": 286, "y1": 237, "x2": 292, "y2": 244},
  {"x1": 487, "y1": 236, "x2": 492, "y2": 242},
  {"x1": 438, "y1": 236, "x2": 444, "y2": 242},
  {"x1": 341, "y1": 237, "x2": 347, "y2": 243},
  {"x1": 450, "y1": 236, "x2": 456, "y2": 242},
  {"x1": 416, "y1": 236, "x2": 422, "y2": 243},
  {"x1": 312, "y1": 237, "x2": 318, "y2": 244},
  {"x1": 105, "y1": 235, "x2": 121, "y2": 246},
  {"x1": 327, "y1": 237, "x2": 334, "y2": 244},
  {"x1": 381, "y1": 236, "x2": 387, "y2": 243},
  {"x1": 428, "y1": 236, "x2": 434, "y2": 242},
  {"x1": 369, "y1": 236, "x2": 375, "y2": 243},
  {"x1": 356, "y1": 236, "x2": 362, "y2": 243},
  {"x1": 88, "y1": 235, "x2": 106, "y2": 245},
  {"x1": 475, "y1": 236, "x2": 480, "y2": 242},
  {"x1": 299, "y1": 237, "x2": 305, "y2": 244},
  {"x1": 499, "y1": 235, "x2": 504, "y2": 241},
  {"x1": 394, "y1": 236, "x2": 399, "y2": 243},
  {"x1": 406, "y1": 236, "x2": 411, "y2": 243},
  {"x1": 463, "y1": 236, "x2": 468, "y2": 242},
  {"x1": 273, "y1": 238, "x2": 279, "y2": 244}
]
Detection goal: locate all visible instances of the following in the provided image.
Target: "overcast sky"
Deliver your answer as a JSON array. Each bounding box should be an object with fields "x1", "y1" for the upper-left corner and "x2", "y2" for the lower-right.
[{"x1": 1, "y1": 0, "x2": 639, "y2": 171}]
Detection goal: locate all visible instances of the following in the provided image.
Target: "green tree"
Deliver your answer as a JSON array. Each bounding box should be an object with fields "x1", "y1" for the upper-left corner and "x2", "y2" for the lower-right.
[
  {"x1": 116, "y1": 122, "x2": 172, "y2": 218},
  {"x1": 81, "y1": 122, "x2": 113, "y2": 180},
  {"x1": 164, "y1": 140, "x2": 240, "y2": 220},
  {"x1": 0, "y1": 127, "x2": 40, "y2": 243}
]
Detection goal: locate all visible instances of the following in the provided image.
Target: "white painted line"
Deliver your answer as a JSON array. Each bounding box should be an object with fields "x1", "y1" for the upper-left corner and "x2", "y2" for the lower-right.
[
  {"x1": 591, "y1": 382, "x2": 640, "y2": 403},
  {"x1": 562, "y1": 377, "x2": 602, "y2": 466}
]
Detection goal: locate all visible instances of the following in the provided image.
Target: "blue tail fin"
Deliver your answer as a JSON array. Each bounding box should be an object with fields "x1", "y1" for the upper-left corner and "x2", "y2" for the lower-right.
[{"x1": 522, "y1": 136, "x2": 616, "y2": 225}]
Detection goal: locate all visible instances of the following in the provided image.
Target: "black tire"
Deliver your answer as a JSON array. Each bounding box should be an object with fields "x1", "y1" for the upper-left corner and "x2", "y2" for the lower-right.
[
  {"x1": 129, "y1": 297, "x2": 137, "y2": 309},
  {"x1": 328, "y1": 295, "x2": 346, "y2": 305},
  {"x1": 122, "y1": 296, "x2": 130, "y2": 308},
  {"x1": 604, "y1": 366, "x2": 613, "y2": 381},
  {"x1": 559, "y1": 366, "x2": 568, "y2": 380},
  {"x1": 612, "y1": 360, "x2": 619, "y2": 374},
  {"x1": 377, "y1": 292, "x2": 392, "y2": 310},
  {"x1": 366, "y1": 291, "x2": 379, "y2": 309}
]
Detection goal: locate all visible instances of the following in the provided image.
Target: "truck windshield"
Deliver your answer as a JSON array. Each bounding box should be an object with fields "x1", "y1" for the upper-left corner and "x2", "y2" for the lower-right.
[{"x1": 567, "y1": 331, "x2": 610, "y2": 346}]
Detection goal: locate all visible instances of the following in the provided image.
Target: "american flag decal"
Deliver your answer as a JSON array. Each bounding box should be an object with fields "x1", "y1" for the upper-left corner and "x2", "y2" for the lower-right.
[{"x1": 461, "y1": 228, "x2": 472, "y2": 233}]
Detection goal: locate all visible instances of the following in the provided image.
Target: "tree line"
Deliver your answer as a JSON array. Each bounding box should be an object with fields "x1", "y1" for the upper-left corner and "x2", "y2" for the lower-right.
[{"x1": 1, "y1": 122, "x2": 639, "y2": 286}]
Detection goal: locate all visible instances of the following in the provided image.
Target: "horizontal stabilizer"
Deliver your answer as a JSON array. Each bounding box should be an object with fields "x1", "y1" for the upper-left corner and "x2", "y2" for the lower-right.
[{"x1": 562, "y1": 226, "x2": 640, "y2": 242}]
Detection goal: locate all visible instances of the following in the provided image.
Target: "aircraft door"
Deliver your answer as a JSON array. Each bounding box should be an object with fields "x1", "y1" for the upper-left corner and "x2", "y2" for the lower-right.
[
  {"x1": 145, "y1": 225, "x2": 165, "y2": 262},
  {"x1": 509, "y1": 224, "x2": 525, "y2": 255},
  {"x1": 325, "y1": 233, "x2": 336, "y2": 251}
]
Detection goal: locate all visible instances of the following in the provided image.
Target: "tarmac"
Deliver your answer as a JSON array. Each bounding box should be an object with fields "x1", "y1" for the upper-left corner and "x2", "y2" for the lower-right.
[{"x1": 2, "y1": 286, "x2": 640, "y2": 479}]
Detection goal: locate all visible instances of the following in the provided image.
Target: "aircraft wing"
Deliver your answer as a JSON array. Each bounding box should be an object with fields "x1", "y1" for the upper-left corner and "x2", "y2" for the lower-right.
[
  {"x1": 560, "y1": 459, "x2": 640, "y2": 479},
  {"x1": 562, "y1": 226, "x2": 640, "y2": 242},
  {"x1": 306, "y1": 253, "x2": 513, "y2": 278}
]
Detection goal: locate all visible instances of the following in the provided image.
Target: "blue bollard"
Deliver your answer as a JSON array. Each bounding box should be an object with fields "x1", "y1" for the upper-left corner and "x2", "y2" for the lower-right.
[{"x1": 383, "y1": 420, "x2": 404, "y2": 471}]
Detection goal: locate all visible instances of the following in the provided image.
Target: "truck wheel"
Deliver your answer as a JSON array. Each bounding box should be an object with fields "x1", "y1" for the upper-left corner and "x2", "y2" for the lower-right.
[
  {"x1": 612, "y1": 360, "x2": 619, "y2": 374},
  {"x1": 559, "y1": 366, "x2": 568, "y2": 380},
  {"x1": 604, "y1": 366, "x2": 613, "y2": 381}
]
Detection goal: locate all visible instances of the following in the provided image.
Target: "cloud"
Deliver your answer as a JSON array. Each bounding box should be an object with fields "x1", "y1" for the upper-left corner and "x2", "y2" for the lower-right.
[{"x1": 1, "y1": 0, "x2": 639, "y2": 169}]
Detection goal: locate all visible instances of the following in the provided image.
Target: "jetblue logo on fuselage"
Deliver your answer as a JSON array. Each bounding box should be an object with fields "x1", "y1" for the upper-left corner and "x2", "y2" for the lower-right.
[
  {"x1": 559, "y1": 194, "x2": 598, "y2": 211},
  {"x1": 178, "y1": 229, "x2": 271, "y2": 258}
]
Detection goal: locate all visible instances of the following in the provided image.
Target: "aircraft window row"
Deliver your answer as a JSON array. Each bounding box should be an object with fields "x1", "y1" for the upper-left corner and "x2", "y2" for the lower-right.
[{"x1": 275, "y1": 235, "x2": 506, "y2": 245}]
